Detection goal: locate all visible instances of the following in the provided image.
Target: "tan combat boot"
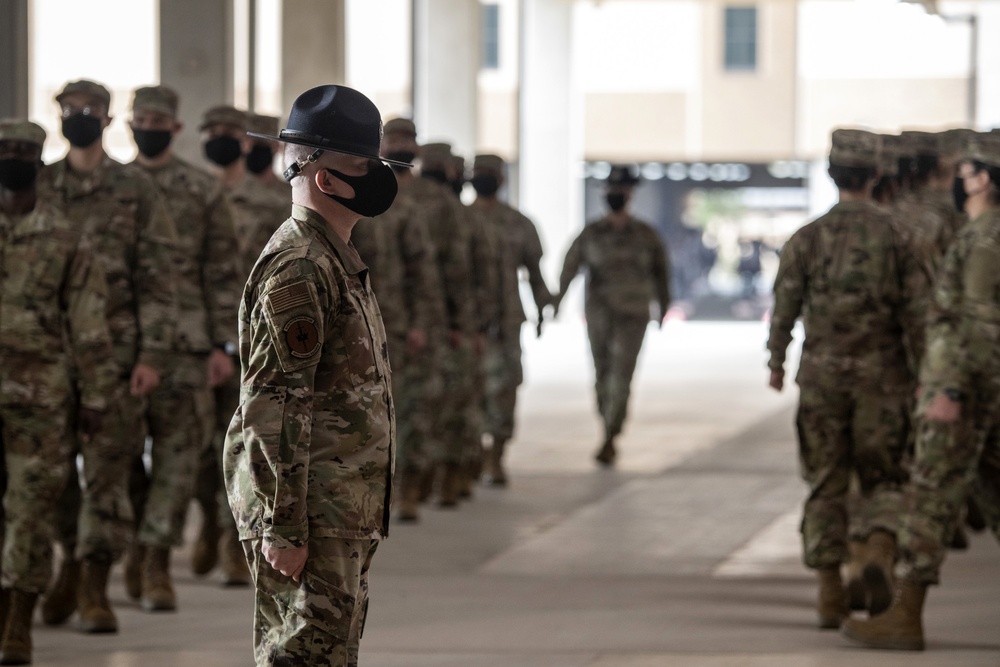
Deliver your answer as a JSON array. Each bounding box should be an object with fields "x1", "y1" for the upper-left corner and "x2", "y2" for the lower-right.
[
  {"x1": 438, "y1": 463, "x2": 461, "y2": 508},
  {"x1": 0, "y1": 589, "x2": 38, "y2": 665},
  {"x1": 141, "y1": 547, "x2": 176, "y2": 612},
  {"x1": 485, "y1": 439, "x2": 508, "y2": 487},
  {"x1": 843, "y1": 539, "x2": 868, "y2": 611},
  {"x1": 862, "y1": 530, "x2": 897, "y2": 616},
  {"x1": 396, "y1": 474, "x2": 422, "y2": 523},
  {"x1": 816, "y1": 565, "x2": 848, "y2": 629},
  {"x1": 841, "y1": 579, "x2": 927, "y2": 650},
  {"x1": 191, "y1": 507, "x2": 220, "y2": 576},
  {"x1": 219, "y1": 530, "x2": 250, "y2": 587},
  {"x1": 594, "y1": 438, "x2": 617, "y2": 467},
  {"x1": 40, "y1": 556, "x2": 79, "y2": 626},
  {"x1": 123, "y1": 543, "x2": 144, "y2": 601},
  {"x1": 77, "y1": 558, "x2": 117, "y2": 633}
]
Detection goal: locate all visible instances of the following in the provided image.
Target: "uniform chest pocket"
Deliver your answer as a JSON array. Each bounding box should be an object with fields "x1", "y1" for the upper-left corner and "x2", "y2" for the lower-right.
[{"x1": 340, "y1": 288, "x2": 384, "y2": 385}]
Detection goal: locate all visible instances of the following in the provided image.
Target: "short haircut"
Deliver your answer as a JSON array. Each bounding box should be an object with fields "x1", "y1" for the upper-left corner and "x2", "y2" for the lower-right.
[{"x1": 828, "y1": 164, "x2": 876, "y2": 193}]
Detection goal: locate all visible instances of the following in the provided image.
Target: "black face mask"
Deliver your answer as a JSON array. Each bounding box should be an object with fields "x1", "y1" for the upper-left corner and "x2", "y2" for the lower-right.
[
  {"x1": 450, "y1": 179, "x2": 465, "y2": 197},
  {"x1": 132, "y1": 128, "x2": 173, "y2": 159},
  {"x1": 204, "y1": 136, "x2": 243, "y2": 167},
  {"x1": 471, "y1": 174, "x2": 499, "y2": 197},
  {"x1": 421, "y1": 168, "x2": 448, "y2": 184},
  {"x1": 384, "y1": 150, "x2": 415, "y2": 165},
  {"x1": 952, "y1": 176, "x2": 969, "y2": 213},
  {"x1": 246, "y1": 144, "x2": 274, "y2": 175},
  {"x1": 0, "y1": 159, "x2": 40, "y2": 191},
  {"x1": 325, "y1": 162, "x2": 398, "y2": 218},
  {"x1": 62, "y1": 114, "x2": 103, "y2": 148},
  {"x1": 606, "y1": 192, "x2": 627, "y2": 212}
]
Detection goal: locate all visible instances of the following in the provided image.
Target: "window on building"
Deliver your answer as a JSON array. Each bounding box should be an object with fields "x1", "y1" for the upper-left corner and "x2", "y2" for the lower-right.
[
  {"x1": 482, "y1": 3, "x2": 500, "y2": 69},
  {"x1": 724, "y1": 6, "x2": 757, "y2": 71}
]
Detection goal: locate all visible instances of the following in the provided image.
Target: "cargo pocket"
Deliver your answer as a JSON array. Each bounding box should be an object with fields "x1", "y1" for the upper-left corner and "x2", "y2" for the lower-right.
[{"x1": 282, "y1": 570, "x2": 356, "y2": 642}]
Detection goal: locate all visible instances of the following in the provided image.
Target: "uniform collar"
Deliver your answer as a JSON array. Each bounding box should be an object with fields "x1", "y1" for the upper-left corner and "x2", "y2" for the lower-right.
[
  {"x1": 48, "y1": 152, "x2": 119, "y2": 199},
  {"x1": 291, "y1": 204, "x2": 368, "y2": 277}
]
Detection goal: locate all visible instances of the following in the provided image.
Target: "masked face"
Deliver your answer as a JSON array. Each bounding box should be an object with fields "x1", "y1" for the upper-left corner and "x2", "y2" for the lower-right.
[
  {"x1": 606, "y1": 192, "x2": 627, "y2": 212},
  {"x1": 952, "y1": 175, "x2": 970, "y2": 213},
  {"x1": 203, "y1": 135, "x2": 243, "y2": 167},
  {"x1": 325, "y1": 161, "x2": 398, "y2": 218},
  {"x1": 246, "y1": 144, "x2": 274, "y2": 175},
  {"x1": 61, "y1": 113, "x2": 103, "y2": 148},
  {"x1": 421, "y1": 168, "x2": 448, "y2": 184},
  {"x1": 0, "y1": 159, "x2": 40, "y2": 191},
  {"x1": 471, "y1": 173, "x2": 499, "y2": 197},
  {"x1": 131, "y1": 128, "x2": 173, "y2": 159},
  {"x1": 384, "y1": 150, "x2": 415, "y2": 168}
]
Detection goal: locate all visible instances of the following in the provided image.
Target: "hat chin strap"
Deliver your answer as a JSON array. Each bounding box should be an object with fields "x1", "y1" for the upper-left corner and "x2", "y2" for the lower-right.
[{"x1": 283, "y1": 148, "x2": 324, "y2": 182}]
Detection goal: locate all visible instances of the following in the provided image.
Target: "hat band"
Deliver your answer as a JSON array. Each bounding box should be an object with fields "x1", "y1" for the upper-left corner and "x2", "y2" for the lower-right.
[{"x1": 279, "y1": 129, "x2": 375, "y2": 157}]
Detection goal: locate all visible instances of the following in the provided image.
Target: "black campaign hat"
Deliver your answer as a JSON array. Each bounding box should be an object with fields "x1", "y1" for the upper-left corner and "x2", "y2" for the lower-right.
[{"x1": 249, "y1": 85, "x2": 411, "y2": 168}]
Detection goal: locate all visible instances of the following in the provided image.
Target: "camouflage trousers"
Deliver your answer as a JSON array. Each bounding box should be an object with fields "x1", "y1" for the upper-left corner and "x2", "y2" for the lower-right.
[
  {"x1": 439, "y1": 338, "x2": 477, "y2": 464},
  {"x1": 242, "y1": 537, "x2": 378, "y2": 667},
  {"x1": 56, "y1": 380, "x2": 144, "y2": 561},
  {"x1": 393, "y1": 337, "x2": 444, "y2": 478},
  {"x1": 0, "y1": 404, "x2": 71, "y2": 592},
  {"x1": 795, "y1": 384, "x2": 910, "y2": 570},
  {"x1": 194, "y1": 367, "x2": 240, "y2": 532},
  {"x1": 898, "y1": 385, "x2": 1000, "y2": 585},
  {"x1": 585, "y1": 308, "x2": 648, "y2": 440},
  {"x1": 131, "y1": 353, "x2": 214, "y2": 546},
  {"x1": 483, "y1": 326, "x2": 524, "y2": 445}
]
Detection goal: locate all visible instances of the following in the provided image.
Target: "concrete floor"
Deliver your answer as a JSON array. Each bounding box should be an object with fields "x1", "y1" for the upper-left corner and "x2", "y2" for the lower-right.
[{"x1": 33, "y1": 321, "x2": 1000, "y2": 666}]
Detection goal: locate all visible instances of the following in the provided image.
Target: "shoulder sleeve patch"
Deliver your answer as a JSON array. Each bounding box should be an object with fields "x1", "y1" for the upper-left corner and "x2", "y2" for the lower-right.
[{"x1": 283, "y1": 316, "x2": 321, "y2": 358}]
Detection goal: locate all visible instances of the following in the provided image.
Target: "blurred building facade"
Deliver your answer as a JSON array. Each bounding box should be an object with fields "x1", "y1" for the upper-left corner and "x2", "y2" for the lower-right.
[{"x1": 2, "y1": 0, "x2": 999, "y2": 312}]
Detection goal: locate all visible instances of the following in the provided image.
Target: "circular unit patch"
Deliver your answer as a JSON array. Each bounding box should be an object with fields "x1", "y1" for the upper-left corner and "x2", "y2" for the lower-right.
[{"x1": 283, "y1": 317, "x2": 321, "y2": 358}]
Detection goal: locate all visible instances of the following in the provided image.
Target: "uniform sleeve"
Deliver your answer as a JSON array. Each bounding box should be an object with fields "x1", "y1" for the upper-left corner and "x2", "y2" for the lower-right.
[
  {"x1": 517, "y1": 213, "x2": 553, "y2": 313},
  {"x1": 470, "y1": 213, "x2": 501, "y2": 333},
  {"x1": 135, "y1": 180, "x2": 179, "y2": 372},
  {"x1": 766, "y1": 232, "x2": 807, "y2": 372},
  {"x1": 891, "y1": 220, "x2": 933, "y2": 373},
  {"x1": 202, "y1": 188, "x2": 243, "y2": 346},
  {"x1": 649, "y1": 229, "x2": 672, "y2": 317},
  {"x1": 558, "y1": 231, "x2": 586, "y2": 299},
  {"x1": 63, "y1": 238, "x2": 118, "y2": 411},
  {"x1": 921, "y1": 233, "x2": 971, "y2": 392},
  {"x1": 399, "y1": 212, "x2": 437, "y2": 333},
  {"x1": 241, "y1": 261, "x2": 331, "y2": 549}
]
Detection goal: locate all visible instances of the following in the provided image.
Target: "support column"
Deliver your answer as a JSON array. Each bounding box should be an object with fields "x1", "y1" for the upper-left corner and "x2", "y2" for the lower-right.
[
  {"x1": 0, "y1": 0, "x2": 29, "y2": 119},
  {"x1": 519, "y1": 0, "x2": 581, "y2": 290},
  {"x1": 281, "y1": 0, "x2": 346, "y2": 116},
  {"x1": 412, "y1": 0, "x2": 479, "y2": 156},
  {"x1": 160, "y1": 0, "x2": 234, "y2": 164}
]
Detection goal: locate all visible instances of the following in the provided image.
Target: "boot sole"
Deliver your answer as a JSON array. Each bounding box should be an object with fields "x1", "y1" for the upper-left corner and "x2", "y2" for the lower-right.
[
  {"x1": 78, "y1": 619, "x2": 118, "y2": 634},
  {"x1": 862, "y1": 564, "x2": 893, "y2": 616},
  {"x1": 141, "y1": 599, "x2": 176, "y2": 612},
  {"x1": 841, "y1": 623, "x2": 924, "y2": 650}
]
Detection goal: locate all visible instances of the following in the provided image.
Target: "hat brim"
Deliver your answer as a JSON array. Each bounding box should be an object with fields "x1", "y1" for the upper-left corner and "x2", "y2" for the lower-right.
[{"x1": 248, "y1": 131, "x2": 413, "y2": 168}]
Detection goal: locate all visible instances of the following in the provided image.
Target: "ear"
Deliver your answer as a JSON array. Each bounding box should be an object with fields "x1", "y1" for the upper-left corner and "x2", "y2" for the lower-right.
[
  {"x1": 314, "y1": 168, "x2": 354, "y2": 198},
  {"x1": 103, "y1": 115, "x2": 114, "y2": 129},
  {"x1": 173, "y1": 120, "x2": 184, "y2": 135}
]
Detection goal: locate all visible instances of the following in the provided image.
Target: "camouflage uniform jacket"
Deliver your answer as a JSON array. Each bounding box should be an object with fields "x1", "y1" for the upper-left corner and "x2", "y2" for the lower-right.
[
  {"x1": 920, "y1": 208, "x2": 1000, "y2": 397},
  {"x1": 464, "y1": 204, "x2": 502, "y2": 335},
  {"x1": 352, "y1": 191, "x2": 438, "y2": 339},
  {"x1": 559, "y1": 215, "x2": 670, "y2": 320},
  {"x1": 133, "y1": 156, "x2": 242, "y2": 360},
  {"x1": 470, "y1": 201, "x2": 545, "y2": 334},
  {"x1": 225, "y1": 205, "x2": 395, "y2": 548},
  {"x1": 228, "y1": 176, "x2": 288, "y2": 283},
  {"x1": 892, "y1": 189, "x2": 966, "y2": 281},
  {"x1": 403, "y1": 177, "x2": 474, "y2": 335},
  {"x1": 767, "y1": 200, "x2": 928, "y2": 390},
  {"x1": 0, "y1": 201, "x2": 116, "y2": 410},
  {"x1": 41, "y1": 155, "x2": 178, "y2": 375}
]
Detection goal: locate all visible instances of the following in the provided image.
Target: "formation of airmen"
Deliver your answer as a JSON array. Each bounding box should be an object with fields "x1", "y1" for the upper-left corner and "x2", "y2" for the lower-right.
[
  {"x1": 767, "y1": 126, "x2": 1000, "y2": 650},
  {"x1": 0, "y1": 76, "x2": 678, "y2": 665}
]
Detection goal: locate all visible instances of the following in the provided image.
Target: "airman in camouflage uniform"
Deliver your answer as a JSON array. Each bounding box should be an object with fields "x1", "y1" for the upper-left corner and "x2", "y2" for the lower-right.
[
  {"x1": 0, "y1": 119, "x2": 117, "y2": 664},
  {"x1": 413, "y1": 142, "x2": 477, "y2": 505},
  {"x1": 843, "y1": 133, "x2": 1000, "y2": 652},
  {"x1": 354, "y1": 119, "x2": 440, "y2": 520},
  {"x1": 767, "y1": 129, "x2": 929, "y2": 629},
  {"x1": 193, "y1": 106, "x2": 287, "y2": 586},
  {"x1": 125, "y1": 86, "x2": 243, "y2": 611},
  {"x1": 470, "y1": 154, "x2": 549, "y2": 486},
  {"x1": 39, "y1": 79, "x2": 178, "y2": 632},
  {"x1": 556, "y1": 164, "x2": 670, "y2": 468},
  {"x1": 225, "y1": 85, "x2": 397, "y2": 666}
]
